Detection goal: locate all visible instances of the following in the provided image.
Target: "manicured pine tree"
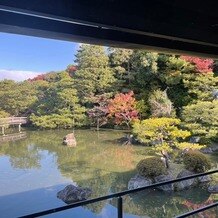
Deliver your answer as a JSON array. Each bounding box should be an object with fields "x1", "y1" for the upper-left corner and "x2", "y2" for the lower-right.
[{"x1": 74, "y1": 44, "x2": 115, "y2": 104}]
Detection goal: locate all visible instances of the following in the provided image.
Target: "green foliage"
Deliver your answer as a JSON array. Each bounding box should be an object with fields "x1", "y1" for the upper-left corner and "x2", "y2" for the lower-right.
[
  {"x1": 0, "y1": 110, "x2": 10, "y2": 118},
  {"x1": 149, "y1": 89, "x2": 175, "y2": 117},
  {"x1": 0, "y1": 80, "x2": 37, "y2": 116},
  {"x1": 183, "y1": 72, "x2": 218, "y2": 102},
  {"x1": 183, "y1": 150, "x2": 211, "y2": 173},
  {"x1": 182, "y1": 101, "x2": 218, "y2": 141},
  {"x1": 159, "y1": 56, "x2": 188, "y2": 86},
  {"x1": 30, "y1": 113, "x2": 84, "y2": 129},
  {"x1": 136, "y1": 157, "x2": 167, "y2": 178},
  {"x1": 136, "y1": 99, "x2": 149, "y2": 120},
  {"x1": 108, "y1": 48, "x2": 133, "y2": 89},
  {"x1": 74, "y1": 44, "x2": 115, "y2": 103},
  {"x1": 131, "y1": 51, "x2": 159, "y2": 89},
  {"x1": 175, "y1": 142, "x2": 205, "y2": 151},
  {"x1": 0, "y1": 45, "x2": 217, "y2": 135},
  {"x1": 133, "y1": 117, "x2": 191, "y2": 152},
  {"x1": 30, "y1": 72, "x2": 86, "y2": 129}
]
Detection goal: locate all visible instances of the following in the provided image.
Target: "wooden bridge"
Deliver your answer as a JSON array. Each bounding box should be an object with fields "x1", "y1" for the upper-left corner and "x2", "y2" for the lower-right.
[{"x1": 0, "y1": 117, "x2": 27, "y2": 135}]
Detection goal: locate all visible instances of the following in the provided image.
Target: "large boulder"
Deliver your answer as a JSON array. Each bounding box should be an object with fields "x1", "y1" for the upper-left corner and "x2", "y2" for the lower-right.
[
  {"x1": 118, "y1": 135, "x2": 140, "y2": 145},
  {"x1": 211, "y1": 144, "x2": 218, "y2": 152},
  {"x1": 57, "y1": 185, "x2": 92, "y2": 204},
  {"x1": 198, "y1": 175, "x2": 211, "y2": 183},
  {"x1": 189, "y1": 136, "x2": 201, "y2": 143},
  {"x1": 175, "y1": 170, "x2": 197, "y2": 191},
  {"x1": 201, "y1": 147, "x2": 213, "y2": 154},
  {"x1": 128, "y1": 174, "x2": 152, "y2": 190},
  {"x1": 154, "y1": 174, "x2": 174, "y2": 192},
  {"x1": 208, "y1": 185, "x2": 218, "y2": 193},
  {"x1": 201, "y1": 144, "x2": 218, "y2": 154},
  {"x1": 63, "y1": 133, "x2": 77, "y2": 147}
]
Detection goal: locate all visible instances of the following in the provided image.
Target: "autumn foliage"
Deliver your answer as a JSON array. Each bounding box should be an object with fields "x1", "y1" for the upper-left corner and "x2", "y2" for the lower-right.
[
  {"x1": 66, "y1": 65, "x2": 77, "y2": 76},
  {"x1": 183, "y1": 199, "x2": 217, "y2": 218},
  {"x1": 108, "y1": 91, "x2": 138, "y2": 127},
  {"x1": 181, "y1": 56, "x2": 213, "y2": 73},
  {"x1": 28, "y1": 74, "x2": 46, "y2": 82}
]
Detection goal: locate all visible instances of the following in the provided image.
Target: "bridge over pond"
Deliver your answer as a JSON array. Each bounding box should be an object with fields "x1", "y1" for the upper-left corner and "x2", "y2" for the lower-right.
[{"x1": 0, "y1": 117, "x2": 27, "y2": 135}]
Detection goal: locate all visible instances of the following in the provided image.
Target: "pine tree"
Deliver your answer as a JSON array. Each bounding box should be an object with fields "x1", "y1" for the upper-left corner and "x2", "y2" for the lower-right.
[{"x1": 74, "y1": 44, "x2": 115, "y2": 104}]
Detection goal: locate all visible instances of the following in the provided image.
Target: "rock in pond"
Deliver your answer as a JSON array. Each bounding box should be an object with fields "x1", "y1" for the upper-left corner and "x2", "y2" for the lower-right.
[
  {"x1": 201, "y1": 147, "x2": 213, "y2": 154},
  {"x1": 189, "y1": 136, "x2": 201, "y2": 143},
  {"x1": 175, "y1": 170, "x2": 197, "y2": 191},
  {"x1": 128, "y1": 174, "x2": 152, "y2": 190},
  {"x1": 63, "y1": 133, "x2": 77, "y2": 147},
  {"x1": 154, "y1": 174, "x2": 174, "y2": 192},
  {"x1": 198, "y1": 175, "x2": 211, "y2": 183},
  {"x1": 57, "y1": 185, "x2": 92, "y2": 204},
  {"x1": 208, "y1": 185, "x2": 218, "y2": 193}
]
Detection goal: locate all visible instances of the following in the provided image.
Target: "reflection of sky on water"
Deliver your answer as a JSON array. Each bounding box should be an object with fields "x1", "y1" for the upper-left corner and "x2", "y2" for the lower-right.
[
  {"x1": 0, "y1": 151, "x2": 72, "y2": 197},
  {"x1": 0, "y1": 130, "x2": 217, "y2": 218}
]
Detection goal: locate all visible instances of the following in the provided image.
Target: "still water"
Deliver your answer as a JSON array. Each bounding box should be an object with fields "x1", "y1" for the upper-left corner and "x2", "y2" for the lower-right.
[{"x1": 0, "y1": 130, "x2": 217, "y2": 218}]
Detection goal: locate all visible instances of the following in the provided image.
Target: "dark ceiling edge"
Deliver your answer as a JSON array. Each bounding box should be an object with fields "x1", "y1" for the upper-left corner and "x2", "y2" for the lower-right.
[
  {"x1": 0, "y1": 9, "x2": 218, "y2": 59},
  {"x1": 0, "y1": 5, "x2": 217, "y2": 48}
]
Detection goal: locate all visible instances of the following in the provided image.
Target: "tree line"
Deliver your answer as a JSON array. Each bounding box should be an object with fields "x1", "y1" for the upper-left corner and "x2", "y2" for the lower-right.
[{"x1": 0, "y1": 44, "x2": 217, "y2": 146}]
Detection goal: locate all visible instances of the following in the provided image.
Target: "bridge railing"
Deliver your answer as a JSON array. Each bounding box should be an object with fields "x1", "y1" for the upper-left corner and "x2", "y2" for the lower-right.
[
  {"x1": 19, "y1": 169, "x2": 218, "y2": 218},
  {"x1": 0, "y1": 117, "x2": 27, "y2": 125}
]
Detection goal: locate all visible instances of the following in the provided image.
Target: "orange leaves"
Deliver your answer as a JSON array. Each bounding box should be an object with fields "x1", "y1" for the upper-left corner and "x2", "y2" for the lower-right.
[{"x1": 107, "y1": 91, "x2": 138, "y2": 127}]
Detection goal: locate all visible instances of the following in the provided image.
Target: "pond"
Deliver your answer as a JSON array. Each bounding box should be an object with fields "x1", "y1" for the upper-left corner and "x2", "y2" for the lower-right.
[{"x1": 0, "y1": 129, "x2": 217, "y2": 218}]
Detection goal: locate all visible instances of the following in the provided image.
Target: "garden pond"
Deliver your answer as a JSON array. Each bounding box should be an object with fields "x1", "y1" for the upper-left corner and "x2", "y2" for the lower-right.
[{"x1": 0, "y1": 129, "x2": 217, "y2": 218}]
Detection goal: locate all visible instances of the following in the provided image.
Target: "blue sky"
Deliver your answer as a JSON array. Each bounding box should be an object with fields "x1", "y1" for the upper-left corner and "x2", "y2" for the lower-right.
[{"x1": 0, "y1": 32, "x2": 79, "y2": 81}]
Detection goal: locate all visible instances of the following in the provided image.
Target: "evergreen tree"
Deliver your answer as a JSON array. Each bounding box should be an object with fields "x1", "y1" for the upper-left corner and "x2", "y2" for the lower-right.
[
  {"x1": 182, "y1": 100, "x2": 218, "y2": 142},
  {"x1": 74, "y1": 44, "x2": 115, "y2": 103},
  {"x1": 149, "y1": 89, "x2": 175, "y2": 118},
  {"x1": 108, "y1": 48, "x2": 133, "y2": 90},
  {"x1": 31, "y1": 72, "x2": 86, "y2": 129},
  {"x1": 0, "y1": 80, "x2": 37, "y2": 116}
]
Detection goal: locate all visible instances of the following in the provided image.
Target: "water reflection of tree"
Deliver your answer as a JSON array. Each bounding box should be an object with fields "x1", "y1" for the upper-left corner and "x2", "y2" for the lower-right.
[
  {"x1": 110, "y1": 186, "x2": 214, "y2": 218},
  {"x1": 111, "y1": 190, "x2": 183, "y2": 218},
  {"x1": 1, "y1": 130, "x2": 216, "y2": 217},
  {"x1": 183, "y1": 198, "x2": 217, "y2": 218},
  {"x1": 80, "y1": 171, "x2": 116, "y2": 214},
  {"x1": 0, "y1": 138, "x2": 41, "y2": 169}
]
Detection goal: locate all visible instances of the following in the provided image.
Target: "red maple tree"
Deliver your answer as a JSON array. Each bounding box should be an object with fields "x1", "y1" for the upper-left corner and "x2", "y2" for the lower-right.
[
  {"x1": 66, "y1": 65, "x2": 77, "y2": 77},
  {"x1": 181, "y1": 56, "x2": 213, "y2": 73},
  {"x1": 28, "y1": 74, "x2": 46, "y2": 82},
  {"x1": 108, "y1": 91, "x2": 138, "y2": 128}
]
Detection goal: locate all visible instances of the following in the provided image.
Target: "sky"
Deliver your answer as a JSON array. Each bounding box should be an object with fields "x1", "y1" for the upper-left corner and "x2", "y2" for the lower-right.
[{"x1": 0, "y1": 32, "x2": 79, "y2": 81}]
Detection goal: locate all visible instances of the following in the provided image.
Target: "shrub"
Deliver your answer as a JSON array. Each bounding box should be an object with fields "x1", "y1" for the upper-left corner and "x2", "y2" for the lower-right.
[
  {"x1": 183, "y1": 150, "x2": 211, "y2": 173},
  {"x1": 0, "y1": 110, "x2": 9, "y2": 118},
  {"x1": 132, "y1": 117, "x2": 191, "y2": 152},
  {"x1": 136, "y1": 157, "x2": 167, "y2": 178}
]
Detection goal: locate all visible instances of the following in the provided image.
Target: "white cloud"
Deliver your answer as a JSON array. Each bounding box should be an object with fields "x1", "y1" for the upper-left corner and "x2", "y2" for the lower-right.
[{"x1": 0, "y1": 69, "x2": 42, "y2": 81}]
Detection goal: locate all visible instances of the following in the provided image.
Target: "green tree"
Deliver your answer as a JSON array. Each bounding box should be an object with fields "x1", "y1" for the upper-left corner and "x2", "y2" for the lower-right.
[
  {"x1": 183, "y1": 72, "x2": 218, "y2": 102},
  {"x1": 74, "y1": 44, "x2": 115, "y2": 103},
  {"x1": 132, "y1": 117, "x2": 203, "y2": 152},
  {"x1": 31, "y1": 72, "x2": 86, "y2": 129},
  {"x1": 0, "y1": 110, "x2": 9, "y2": 118},
  {"x1": 182, "y1": 100, "x2": 218, "y2": 142},
  {"x1": 0, "y1": 80, "x2": 37, "y2": 116},
  {"x1": 108, "y1": 48, "x2": 133, "y2": 89},
  {"x1": 148, "y1": 89, "x2": 175, "y2": 117}
]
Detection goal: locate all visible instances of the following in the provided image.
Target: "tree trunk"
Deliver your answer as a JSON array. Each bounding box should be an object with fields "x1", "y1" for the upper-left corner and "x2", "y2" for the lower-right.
[{"x1": 97, "y1": 118, "x2": 100, "y2": 131}]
